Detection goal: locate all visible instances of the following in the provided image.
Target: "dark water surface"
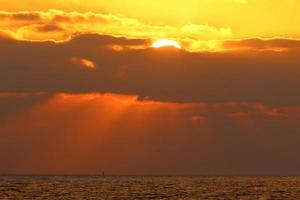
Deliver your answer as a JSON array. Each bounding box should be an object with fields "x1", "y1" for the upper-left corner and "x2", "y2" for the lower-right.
[{"x1": 0, "y1": 176, "x2": 299, "y2": 199}]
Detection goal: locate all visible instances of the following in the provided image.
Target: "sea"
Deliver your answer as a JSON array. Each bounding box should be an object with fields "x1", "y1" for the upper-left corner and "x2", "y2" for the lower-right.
[{"x1": 0, "y1": 176, "x2": 299, "y2": 199}]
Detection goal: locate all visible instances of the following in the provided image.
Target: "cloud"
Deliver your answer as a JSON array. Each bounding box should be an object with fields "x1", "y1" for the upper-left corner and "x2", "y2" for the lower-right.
[
  {"x1": 0, "y1": 11, "x2": 42, "y2": 21},
  {"x1": 35, "y1": 24, "x2": 64, "y2": 33},
  {"x1": 0, "y1": 30, "x2": 15, "y2": 40},
  {"x1": 1, "y1": 33, "x2": 300, "y2": 106},
  {"x1": 4, "y1": 10, "x2": 300, "y2": 52},
  {"x1": 223, "y1": 38, "x2": 300, "y2": 51},
  {"x1": 0, "y1": 10, "x2": 231, "y2": 50}
]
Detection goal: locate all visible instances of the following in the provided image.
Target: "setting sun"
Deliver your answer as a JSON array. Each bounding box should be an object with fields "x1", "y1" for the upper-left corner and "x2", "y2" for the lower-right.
[{"x1": 151, "y1": 39, "x2": 181, "y2": 49}]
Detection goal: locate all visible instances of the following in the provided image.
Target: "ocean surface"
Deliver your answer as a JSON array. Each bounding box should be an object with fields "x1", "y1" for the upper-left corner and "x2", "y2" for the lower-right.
[{"x1": 0, "y1": 176, "x2": 299, "y2": 199}]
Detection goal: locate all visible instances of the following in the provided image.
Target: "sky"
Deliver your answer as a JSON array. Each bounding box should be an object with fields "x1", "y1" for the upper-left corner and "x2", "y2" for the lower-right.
[{"x1": 0, "y1": 1, "x2": 300, "y2": 175}]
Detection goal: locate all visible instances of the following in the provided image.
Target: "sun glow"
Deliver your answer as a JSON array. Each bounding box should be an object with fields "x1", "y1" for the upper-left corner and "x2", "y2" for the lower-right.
[{"x1": 151, "y1": 39, "x2": 181, "y2": 49}]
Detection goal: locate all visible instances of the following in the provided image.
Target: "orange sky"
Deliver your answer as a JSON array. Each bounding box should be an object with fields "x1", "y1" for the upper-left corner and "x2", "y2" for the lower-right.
[
  {"x1": 0, "y1": 1, "x2": 300, "y2": 175},
  {"x1": 1, "y1": 93, "x2": 300, "y2": 175}
]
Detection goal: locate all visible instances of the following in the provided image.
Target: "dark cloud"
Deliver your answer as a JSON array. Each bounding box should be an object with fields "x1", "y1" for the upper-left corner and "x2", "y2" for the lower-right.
[
  {"x1": 0, "y1": 34, "x2": 300, "y2": 106},
  {"x1": 0, "y1": 30, "x2": 14, "y2": 40},
  {"x1": 0, "y1": 92, "x2": 51, "y2": 119},
  {"x1": 35, "y1": 24, "x2": 64, "y2": 33},
  {"x1": 0, "y1": 12, "x2": 42, "y2": 21}
]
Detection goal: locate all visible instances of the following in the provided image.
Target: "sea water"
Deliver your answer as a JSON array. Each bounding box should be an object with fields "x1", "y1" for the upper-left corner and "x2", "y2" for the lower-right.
[{"x1": 0, "y1": 176, "x2": 299, "y2": 199}]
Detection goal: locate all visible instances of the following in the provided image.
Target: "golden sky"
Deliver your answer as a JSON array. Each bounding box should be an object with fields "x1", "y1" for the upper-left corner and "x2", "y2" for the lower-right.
[{"x1": 0, "y1": 0, "x2": 300, "y2": 51}]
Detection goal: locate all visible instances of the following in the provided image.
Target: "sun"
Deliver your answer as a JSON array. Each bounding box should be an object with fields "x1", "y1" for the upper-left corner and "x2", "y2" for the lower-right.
[{"x1": 151, "y1": 39, "x2": 181, "y2": 49}]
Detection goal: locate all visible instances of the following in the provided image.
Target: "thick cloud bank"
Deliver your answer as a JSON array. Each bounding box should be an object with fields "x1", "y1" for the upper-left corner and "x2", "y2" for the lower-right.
[{"x1": 1, "y1": 34, "x2": 300, "y2": 106}]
